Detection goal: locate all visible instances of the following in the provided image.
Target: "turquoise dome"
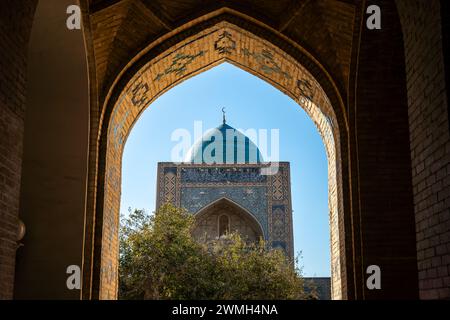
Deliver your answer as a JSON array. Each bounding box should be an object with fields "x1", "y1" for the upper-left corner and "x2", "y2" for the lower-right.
[{"x1": 185, "y1": 122, "x2": 263, "y2": 164}]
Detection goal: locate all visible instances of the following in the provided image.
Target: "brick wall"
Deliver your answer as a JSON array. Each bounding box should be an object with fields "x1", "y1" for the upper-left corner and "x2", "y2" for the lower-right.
[
  {"x1": 396, "y1": 0, "x2": 450, "y2": 299},
  {"x1": 0, "y1": 0, "x2": 37, "y2": 299},
  {"x1": 441, "y1": 0, "x2": 450, "y2": 133},
  {"x1": 355, "y1": 0, "x2": 418, "y2": 299},
  {"x1": 13, "y1": 0, "x2": 89, "y2": 299}
]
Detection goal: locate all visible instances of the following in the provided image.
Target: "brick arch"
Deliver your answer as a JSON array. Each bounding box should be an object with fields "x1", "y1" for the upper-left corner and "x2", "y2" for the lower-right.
[
  {"x1": 392, "y1": 0, "x2": 449, "y2": 299},
  {"x1": 84, "y1": 17, "x2": 352, "y2": 300}
]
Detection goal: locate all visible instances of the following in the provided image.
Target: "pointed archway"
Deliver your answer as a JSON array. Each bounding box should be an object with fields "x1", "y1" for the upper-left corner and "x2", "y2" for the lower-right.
[{"x1": 82, "y1": 14, "x2": 349, "y2": 300}]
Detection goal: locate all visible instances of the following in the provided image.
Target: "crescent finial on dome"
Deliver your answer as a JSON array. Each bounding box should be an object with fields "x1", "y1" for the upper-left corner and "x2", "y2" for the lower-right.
[{"x1": 222, "y1": 107, "x2": 226, "y2": 124}]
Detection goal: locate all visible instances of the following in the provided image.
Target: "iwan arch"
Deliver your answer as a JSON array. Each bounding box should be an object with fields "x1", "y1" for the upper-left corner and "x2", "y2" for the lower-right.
[
  {"x1": 90, "y1": 19, "x2": 345, "y2": 299},
  {"x1": 4, "y1": 0, "x2": 449, "y2": 300}
]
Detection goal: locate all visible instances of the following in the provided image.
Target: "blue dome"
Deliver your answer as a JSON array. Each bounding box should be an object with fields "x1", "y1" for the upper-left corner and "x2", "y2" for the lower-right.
[{"x1": 185, "y1": 123, "x2": 263, "y2": 164}]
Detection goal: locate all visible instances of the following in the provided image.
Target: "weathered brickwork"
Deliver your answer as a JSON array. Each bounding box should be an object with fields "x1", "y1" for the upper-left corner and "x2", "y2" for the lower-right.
[
  {"x1": 88, "y1": 0, "x2": 355, "y2": 106},
  {"x1": 396, "y1": 0, "x2": 450, "y2": 300},
  {"x1": 0, "y1": 0, "x2": 37, "y2": 299}
]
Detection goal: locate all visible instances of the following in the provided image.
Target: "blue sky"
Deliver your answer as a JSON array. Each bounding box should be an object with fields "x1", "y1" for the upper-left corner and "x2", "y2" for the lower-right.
[{"x1": 121, "y1": 62, "x2": 330, "y2": 277}]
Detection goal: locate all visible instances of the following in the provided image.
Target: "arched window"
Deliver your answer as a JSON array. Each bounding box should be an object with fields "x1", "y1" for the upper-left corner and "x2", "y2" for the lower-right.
[{"x1": 218, "y1": 214, "x2": 229, "y2": 236}]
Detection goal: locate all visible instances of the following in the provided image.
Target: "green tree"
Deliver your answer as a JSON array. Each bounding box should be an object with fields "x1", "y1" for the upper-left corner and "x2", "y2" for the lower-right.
[{"x1": 119, "y1": 204, "x2": 309, "y2": 299}]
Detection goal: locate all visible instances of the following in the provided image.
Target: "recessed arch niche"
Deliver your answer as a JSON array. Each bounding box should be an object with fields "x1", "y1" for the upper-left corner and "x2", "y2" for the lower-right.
[{"x1": 192, "y1": 197, "x2": 265, "y2": 242}]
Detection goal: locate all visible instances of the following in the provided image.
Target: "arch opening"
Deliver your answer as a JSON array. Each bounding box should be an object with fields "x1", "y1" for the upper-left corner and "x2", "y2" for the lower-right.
[{"x1": 85, "y1": 19, "x2": 348, "y2": 300}]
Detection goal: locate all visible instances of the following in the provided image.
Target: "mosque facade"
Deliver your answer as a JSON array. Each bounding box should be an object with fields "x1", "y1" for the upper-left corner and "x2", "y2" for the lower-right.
[{"x1": 156, "y1": 117, "x2": 294, "y2": 259}]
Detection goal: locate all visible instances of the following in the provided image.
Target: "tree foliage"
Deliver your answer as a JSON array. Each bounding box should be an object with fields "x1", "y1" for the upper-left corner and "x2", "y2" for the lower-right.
[{"x1": 119, "y1": 204, "x2": 311, "y2": 300}]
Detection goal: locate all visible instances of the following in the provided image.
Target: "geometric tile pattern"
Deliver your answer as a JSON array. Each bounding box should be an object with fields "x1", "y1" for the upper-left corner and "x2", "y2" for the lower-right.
[{"x1": 157, "y1": 162, "x2": 294, "y2": 259}]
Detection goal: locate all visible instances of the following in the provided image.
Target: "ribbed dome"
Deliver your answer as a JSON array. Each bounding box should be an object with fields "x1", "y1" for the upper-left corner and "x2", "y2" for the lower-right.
[{"x1": 185, "y1": 123, "x2": 263, "y2": 164}]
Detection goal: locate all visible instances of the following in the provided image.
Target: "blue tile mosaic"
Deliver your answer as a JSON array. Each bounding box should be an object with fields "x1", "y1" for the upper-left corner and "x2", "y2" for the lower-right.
[{"x1": 180, "y1": 186, "x2": 269, "y2": 239}]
